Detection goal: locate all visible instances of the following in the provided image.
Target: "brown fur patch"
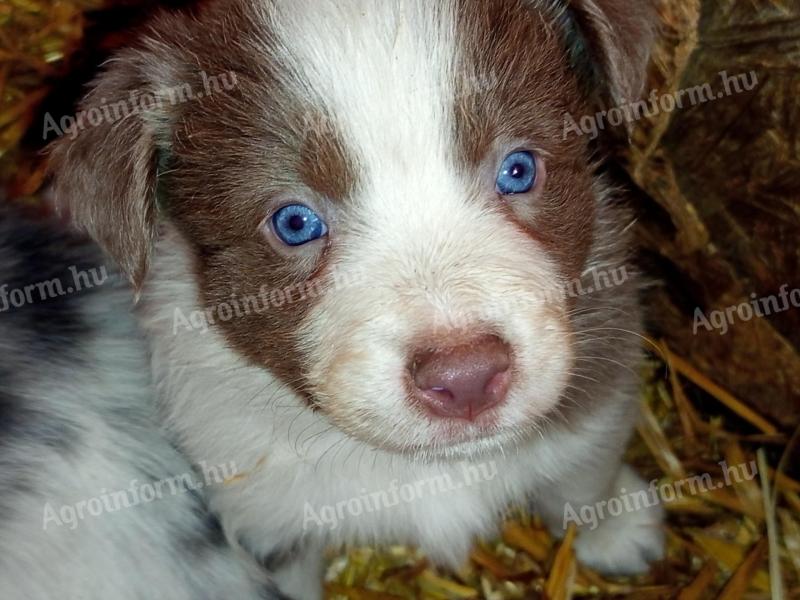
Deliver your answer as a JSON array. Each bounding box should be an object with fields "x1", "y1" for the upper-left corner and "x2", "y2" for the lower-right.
[
  {"x1": 299, "y1": 113, "x2": 359, "y2": 201},
  {"x1": 49, "y1": 0, "x2": 360, "y2": 394},
  {"x1": 154, "y1": 2, "x2": 359, "y2": 395},
  {"x1": 566, "y1": 0, "x2": 657, "y2": 106},
  {"x1": 453, "y1": 0, "x2": 598, "y2": 280}
]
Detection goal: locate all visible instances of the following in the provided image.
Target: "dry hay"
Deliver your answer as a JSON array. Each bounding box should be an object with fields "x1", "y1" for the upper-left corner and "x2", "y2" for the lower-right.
[{"x1": 0, "y1": 0, "x2": 797, "y2": 597}]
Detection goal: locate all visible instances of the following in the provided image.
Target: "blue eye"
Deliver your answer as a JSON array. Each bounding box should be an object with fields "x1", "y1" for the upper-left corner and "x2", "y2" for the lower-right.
[
  {"x1": 272, "y1": 204, "x2": 328, "y2": 246},
  {"x1": 496, "y1": 151, "x2": 537, "y2": 195}
]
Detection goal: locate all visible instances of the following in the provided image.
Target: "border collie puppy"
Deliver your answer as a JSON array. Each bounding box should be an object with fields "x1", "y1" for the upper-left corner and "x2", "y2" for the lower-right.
[{"x1": 3, "y1": 0, "x2": 662, "y2": 598}]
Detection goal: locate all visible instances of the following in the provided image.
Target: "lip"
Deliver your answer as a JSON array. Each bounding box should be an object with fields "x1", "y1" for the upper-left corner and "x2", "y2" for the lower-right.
[
  {"x1": 411, "y1": 396, "x2": 505, "y2": 441},
  {"x1": 401, "y1": 418, "x2": 515, "y2": 457}
]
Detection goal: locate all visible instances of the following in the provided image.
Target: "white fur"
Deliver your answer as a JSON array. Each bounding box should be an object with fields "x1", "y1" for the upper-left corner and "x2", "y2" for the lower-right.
[
  {"x1": 140, "y1": 228, "x2": 656, "y2": 599},
  {"x1": 571, "y1": 465, "x2": 666, "y2": 575}
]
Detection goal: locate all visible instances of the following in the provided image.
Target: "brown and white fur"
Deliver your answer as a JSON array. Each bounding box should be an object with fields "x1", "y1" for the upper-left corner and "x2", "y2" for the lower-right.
[{"x1": 39, "y1": 0, "x2": 661, "y2": 597}]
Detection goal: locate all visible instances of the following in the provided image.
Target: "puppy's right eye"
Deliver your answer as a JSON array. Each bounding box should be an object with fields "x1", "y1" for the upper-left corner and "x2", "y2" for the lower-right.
[{"x1": 271, "y1": 204, "x2": 328, "y2": 247}]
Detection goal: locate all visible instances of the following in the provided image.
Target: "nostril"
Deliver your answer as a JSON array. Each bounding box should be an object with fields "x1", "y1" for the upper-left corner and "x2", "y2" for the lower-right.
[{"x1": 411, "y1": 334, "x2": 512, "y2": 420}]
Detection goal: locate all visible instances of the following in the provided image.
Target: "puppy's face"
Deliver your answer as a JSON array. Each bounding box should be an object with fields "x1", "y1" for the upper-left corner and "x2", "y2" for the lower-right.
[{"x1": 50, "y1": 0, "x2": 655, "y2": 457}]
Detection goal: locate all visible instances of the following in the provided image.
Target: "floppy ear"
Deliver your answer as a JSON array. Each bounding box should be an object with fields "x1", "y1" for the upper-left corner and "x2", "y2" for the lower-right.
[
  {"x1": 557, "y1": 0, "x2": 658, "y2": 106},
  {"x1": 47, "y1": 47, "x2": 170, "y2": 289}
]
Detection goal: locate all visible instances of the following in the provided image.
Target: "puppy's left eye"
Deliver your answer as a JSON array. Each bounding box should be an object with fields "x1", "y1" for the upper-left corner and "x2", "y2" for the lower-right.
[
  {"x1": 272, "y1": 204, "x2": 328, "y2": 246},
  {"x1": 496, "y1": 151, "x2": 537, "y2": 195}
]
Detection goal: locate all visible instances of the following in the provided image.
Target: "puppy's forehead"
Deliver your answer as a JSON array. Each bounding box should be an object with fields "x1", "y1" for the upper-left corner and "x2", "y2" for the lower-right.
[
  {"x1": 270, "y1": 0, "x2": 459, "y2": 192},
  {"x1": 267, "y1": 0, "x2": 569, "y2": 199}
]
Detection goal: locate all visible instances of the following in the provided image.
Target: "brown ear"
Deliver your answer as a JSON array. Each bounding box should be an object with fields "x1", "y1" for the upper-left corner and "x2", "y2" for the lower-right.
[
  {"x1": 47, "y1": 47, "x2": 170, "y2": 289},
  {"x1": 557, "y1": 0, "x2": 658, "y2": 106}
]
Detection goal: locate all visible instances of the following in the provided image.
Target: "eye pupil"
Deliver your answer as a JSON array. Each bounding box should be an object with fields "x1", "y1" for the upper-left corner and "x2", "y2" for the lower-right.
[
  {"x1": 496, "y1": 151, "x2": 537, "y2": 195},
  {"x1": 288, "y1": 215, "x2": 306, "y2": 231}
]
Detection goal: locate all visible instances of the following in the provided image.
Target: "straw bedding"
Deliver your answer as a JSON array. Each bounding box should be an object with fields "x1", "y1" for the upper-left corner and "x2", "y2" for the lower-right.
[{"x1": 1, "y1": 0, "x2": 797, "y2": 597}]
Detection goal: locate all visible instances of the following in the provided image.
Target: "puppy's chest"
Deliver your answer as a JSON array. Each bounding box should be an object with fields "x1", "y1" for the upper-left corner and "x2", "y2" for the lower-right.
[{"x1": 211, "y1": 432, "x2": 547, "y2": 566}]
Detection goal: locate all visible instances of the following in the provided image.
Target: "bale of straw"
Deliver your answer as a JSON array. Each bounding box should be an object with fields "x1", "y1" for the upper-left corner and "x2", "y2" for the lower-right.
[{"x1": 624, "y1": 0, "x2": 800, "y2": 429}]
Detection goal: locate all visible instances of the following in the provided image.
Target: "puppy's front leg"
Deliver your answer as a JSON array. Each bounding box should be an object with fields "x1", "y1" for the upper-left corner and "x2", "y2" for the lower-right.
[{"x1": 537, "y1": 461, "x2": 665, "y2": 575}]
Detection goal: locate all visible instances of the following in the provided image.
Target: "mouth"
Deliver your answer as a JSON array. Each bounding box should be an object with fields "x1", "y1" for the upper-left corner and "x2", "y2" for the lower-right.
[{"x1": 399, "y1": 420, "x2": 528, "y2": 460}]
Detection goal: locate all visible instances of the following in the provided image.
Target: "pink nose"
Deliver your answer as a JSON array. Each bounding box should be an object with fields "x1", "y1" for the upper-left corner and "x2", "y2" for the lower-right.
[{"x1": 411, "y1": 334, "x2": 512, "y2": 420}]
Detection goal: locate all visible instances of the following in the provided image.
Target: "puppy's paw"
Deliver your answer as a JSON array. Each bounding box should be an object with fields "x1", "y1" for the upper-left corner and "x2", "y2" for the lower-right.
[{"x1": 572, "y1": 465, "x2": 665, "y2": 575}]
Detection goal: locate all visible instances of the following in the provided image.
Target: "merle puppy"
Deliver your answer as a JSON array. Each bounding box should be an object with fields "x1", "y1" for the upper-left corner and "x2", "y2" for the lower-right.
[{"x1": 1, "y1": 1, "x2": 662, "y2": 598}]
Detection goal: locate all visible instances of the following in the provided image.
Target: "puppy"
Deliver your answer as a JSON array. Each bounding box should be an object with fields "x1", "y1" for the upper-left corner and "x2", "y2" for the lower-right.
[
  {"x1": 0, "y1": 206, "x2": 282, "y2": 599},
  {"x1": 6, "y1": 0, "x2": 662, "y2": 598}
]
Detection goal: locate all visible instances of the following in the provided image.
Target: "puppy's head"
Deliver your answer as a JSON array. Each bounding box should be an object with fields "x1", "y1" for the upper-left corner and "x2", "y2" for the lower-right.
[{"x1": 49, "y1": 0, "x2": 656, "y2": 456}]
